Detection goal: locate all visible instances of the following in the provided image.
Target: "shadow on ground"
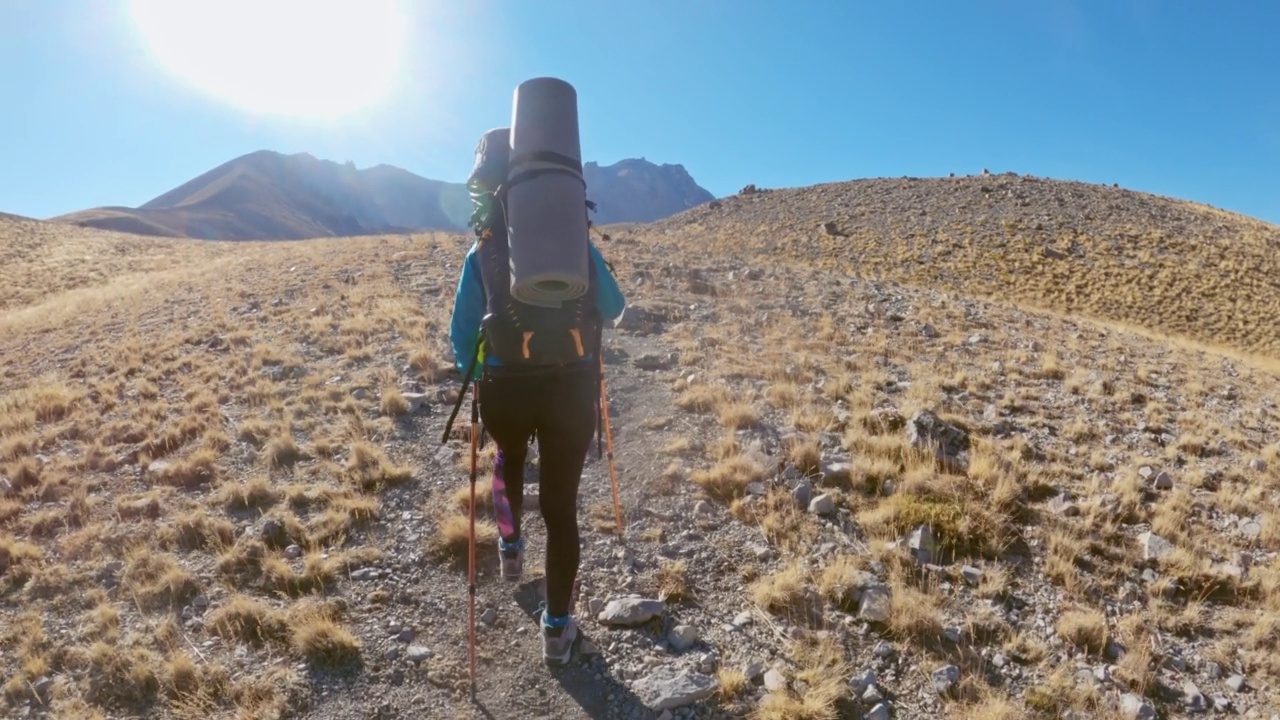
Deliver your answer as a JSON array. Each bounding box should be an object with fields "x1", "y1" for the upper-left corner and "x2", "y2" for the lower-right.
[{"x1": 464, "y1": 579, "x2": 657, "y2": 720}]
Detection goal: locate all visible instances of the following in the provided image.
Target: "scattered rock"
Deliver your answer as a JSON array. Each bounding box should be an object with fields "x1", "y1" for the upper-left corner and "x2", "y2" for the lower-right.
[
  {"x1": 1138, "y1": 532, "x2": 1174, "y2": 561},
  {"x1": 909, "y1": 525, "x2": 938, "y2": 564},
  {"x1": 866, "y1": 702, "x2": 891, "y2": 720},
  {"x1": 633, "y1": 353, "x2": 675, "y2": 371},
  {"x1": 667, "y1": 625, "x2": 698, "y2": 652},
  {"x1": 402, "y1": 392, "x2": 429, "y2": 413},
  {"x1": 260, "y1": 517, "x2": 289, "y2": 548},
  {"x1": 1238, "y1": 517, "x2": 1263, "y2": 539},
  {"x1": 631, "y1": 666, "x2": 718, "y2": 710},
  {"x1": 598, "y1": 597, "x2": 665, "y2": 626},
  {"x1": 808, "y1": 493, "x2": 835, "y2": 516},
  {"x1": 867, "y1": 407, "x2": 905, "y2": 433},
  {"x1": 821, "y1": 460, "x2": 852, "y2": 485},
  {"x1": 1184, "y1": 681, "x2": 1207, "y2": 712},
  {"x1": 1047, "y1": 493, "x2": 1080, "y2": 517},
  {"x1": 931, "y1": 664, "x2": 960, "y2": 695},
  {"x1": 849, "y1": 669, "x2": 877, "y2": 695},
  {"x1": 762, "y1": 668, "x2": 787, "y2": 692},
  {"x1": 859, "y1": 585, "x2": 891, "y2": 623},
  {"x1": 1120, "y1": 692, "x2": 1156, "y2": 719},
  {"x1": 791, "y1": 481, "x2": 812, "y2": 508},
  {"x1": 32, "y1": 676, "x2": 54, "y2": 699},
  {"x1": 907, "y1": 410, "x2": 970, "y2": 470}
]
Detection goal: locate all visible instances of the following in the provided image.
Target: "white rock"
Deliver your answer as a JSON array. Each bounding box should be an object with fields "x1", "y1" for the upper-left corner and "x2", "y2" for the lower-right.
[
  {"x1": 667, "y1": 625, "x2": 698, "y2": 652},
  {"x1": 631, "y1": 666, "x2": 718, "y2": 710},
  {"x1": 809, "y1": 493, "x2": 835, "y2": 516},
  {"x1": 859, "y1": 585, "x2": 891, "y2": 623},
  {"x1": 1138, "y1": 532, "x2": 1174, "y2": 561},
  {"x1": 931, "y1": 664, "x2": 960, "y2": 694},
  {"x1": 763, "y1": 668, "x2": 787, "y2": 692},
  {"x1": 598, "y1": 597, "x2": 665, "y2": 626},
  {"x1": 1120, "y1": 692, "x2": 1156, "y2": 719}
]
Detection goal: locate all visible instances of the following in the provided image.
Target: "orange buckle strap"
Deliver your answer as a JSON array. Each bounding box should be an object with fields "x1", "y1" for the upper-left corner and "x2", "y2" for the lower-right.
[
  {"x1": 522, "y1": 331, "x2": 534, "y2": 359},
  {"x1": 569, "y1": 328, "x2": 584, "y2": 357}
]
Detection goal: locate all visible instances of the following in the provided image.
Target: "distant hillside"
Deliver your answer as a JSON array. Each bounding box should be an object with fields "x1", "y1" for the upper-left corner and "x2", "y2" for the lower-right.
[
  {"x1": 583, "y1": 158, "x2": 716, "y2": 223},
  {"x1": 51, "y1": 151, "x2": 716, "y2": 240},
  {"x1": 52, "y1": 151, "x2": 471, "y2": 241},
  {"x1": 648, "y1": 172, "x2": 1280, "y2": 359}
]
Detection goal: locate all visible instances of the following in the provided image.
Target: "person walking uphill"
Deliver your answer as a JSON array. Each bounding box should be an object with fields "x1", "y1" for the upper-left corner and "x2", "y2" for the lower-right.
[{"x1": 447, "y1": 124, "x2": 626, "y2": 668}]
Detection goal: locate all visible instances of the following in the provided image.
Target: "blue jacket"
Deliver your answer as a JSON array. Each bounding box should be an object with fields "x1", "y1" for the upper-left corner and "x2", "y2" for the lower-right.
[{"x1": 449, "y1": 240, "x2": 626, "y2": 379}]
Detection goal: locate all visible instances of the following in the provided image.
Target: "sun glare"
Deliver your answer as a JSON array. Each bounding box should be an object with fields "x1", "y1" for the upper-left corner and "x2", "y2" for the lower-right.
[{"x1": 129, "y1": 0, "x2": 407, "y2": 121}]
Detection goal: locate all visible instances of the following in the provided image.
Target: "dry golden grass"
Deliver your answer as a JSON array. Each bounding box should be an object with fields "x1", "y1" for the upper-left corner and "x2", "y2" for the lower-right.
[
  {"x1": 669, "y1": 175, "x2": 1280, "y2": 359},
  {"x1": 641, "y1": 197, "x2": 1280, "y2": 716},
  {"x1": 7, "y1": 175, "x2": 1280, "y2": 717},
  {"x1": 0, "y1": 220, "x2": 464, "y2": 717},
  {"x1": 749, "y1": 635, "x2": 852, "y2": 720}
]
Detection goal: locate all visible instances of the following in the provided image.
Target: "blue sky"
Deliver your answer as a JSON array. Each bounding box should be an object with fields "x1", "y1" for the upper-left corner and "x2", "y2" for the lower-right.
[{"x1": 2, "y1": 0, "x2": 1278, "y2": 224}]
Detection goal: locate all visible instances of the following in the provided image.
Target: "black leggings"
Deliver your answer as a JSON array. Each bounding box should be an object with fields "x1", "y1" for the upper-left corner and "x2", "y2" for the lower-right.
[{"x1": 478, "y1": 364, "x2": 599, "y2": 617}]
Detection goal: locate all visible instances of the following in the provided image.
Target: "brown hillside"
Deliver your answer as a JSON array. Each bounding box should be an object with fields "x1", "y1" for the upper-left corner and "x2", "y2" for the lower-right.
[
  {"x1": 0, "y1": 215, "x2": 237, "y2": 314},
  {"x1": 50, "y1": 151, "x2": 465, "y2": 241},
  {"x1": 652, "y1": 174, "x2": 1280, "y2": 360},
  {"x1": 2, "y1": 187, "x2": 1280, "y2": 720}
]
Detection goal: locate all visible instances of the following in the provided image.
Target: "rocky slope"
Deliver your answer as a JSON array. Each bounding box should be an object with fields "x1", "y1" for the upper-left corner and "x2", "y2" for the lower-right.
[
  {"x1": 2, "y1": 178, "x2": 1280, "y2": 720},
  {"x1": 654, "y1": 173, "x2": 1280, "y2": 361}
]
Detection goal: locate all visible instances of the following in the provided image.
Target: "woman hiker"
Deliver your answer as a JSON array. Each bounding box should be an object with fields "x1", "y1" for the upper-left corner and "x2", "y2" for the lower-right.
[{"x1": 448, "y1": 127, "x2": 626, "y2": 666}]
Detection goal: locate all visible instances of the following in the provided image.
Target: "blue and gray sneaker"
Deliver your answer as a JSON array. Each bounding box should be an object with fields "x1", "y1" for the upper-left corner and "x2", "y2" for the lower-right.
[
  {"x1": 498, "y1": 536, "x2": 524, "y2": 582},
  {"x1": 540, "y1": 607, "x2": 579, "y2": 667}
]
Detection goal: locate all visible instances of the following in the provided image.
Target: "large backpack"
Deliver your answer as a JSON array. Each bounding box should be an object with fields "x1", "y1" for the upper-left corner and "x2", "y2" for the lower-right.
[{"x1": 466, "y1": 127, "x2": 603, "y2": 372}]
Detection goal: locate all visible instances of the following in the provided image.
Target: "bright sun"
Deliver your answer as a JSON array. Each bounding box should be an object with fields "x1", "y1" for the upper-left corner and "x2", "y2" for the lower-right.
[{"x1": 129, "y1": 0, "x2": 407, "y2": 120}]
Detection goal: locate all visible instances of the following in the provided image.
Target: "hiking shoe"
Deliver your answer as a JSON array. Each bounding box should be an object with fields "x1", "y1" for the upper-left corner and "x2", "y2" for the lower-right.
[
  {"x1": 498, "y1": 536, "x2": 524, "y2": 582},
  {"x1": 540, "y1": 610, "x2": 579, "y2": 667}
]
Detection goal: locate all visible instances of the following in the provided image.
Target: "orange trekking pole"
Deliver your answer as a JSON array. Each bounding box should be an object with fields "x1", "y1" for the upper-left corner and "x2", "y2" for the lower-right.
[
  {"x1": 599, "y1": 357, "x2": 623, "y2": 536},
  {"x1": 466, "y1": 379, "x2": 479, "y2": 692}
]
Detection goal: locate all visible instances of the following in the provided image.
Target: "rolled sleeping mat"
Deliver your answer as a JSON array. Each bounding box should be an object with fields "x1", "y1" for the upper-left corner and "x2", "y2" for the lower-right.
[{"x1": 505, "y1": 76, "x2": 590, "y2": 308}]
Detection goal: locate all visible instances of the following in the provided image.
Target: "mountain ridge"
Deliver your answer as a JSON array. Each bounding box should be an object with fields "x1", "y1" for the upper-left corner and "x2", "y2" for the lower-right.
[{"x1": 50, "y1": 150, "x2": 717, "y2": 241}]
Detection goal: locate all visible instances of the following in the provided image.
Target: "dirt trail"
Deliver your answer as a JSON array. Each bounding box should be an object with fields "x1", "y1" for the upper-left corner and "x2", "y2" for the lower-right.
[{"x1": 298, "y1": 323, "x2": 702, "y2": 720}]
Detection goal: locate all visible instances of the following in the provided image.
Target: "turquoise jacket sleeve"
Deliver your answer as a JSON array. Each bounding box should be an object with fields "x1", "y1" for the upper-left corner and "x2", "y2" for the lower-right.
[
  {"x1": 448, "y1": 245, "x2": 485, "y2": 377},
  {"x1": 590, "y1": 242, "x2": 626, "y2": 323},
  {"x1": 449, "y1": 240, "x2": 625, "y2": 376}
]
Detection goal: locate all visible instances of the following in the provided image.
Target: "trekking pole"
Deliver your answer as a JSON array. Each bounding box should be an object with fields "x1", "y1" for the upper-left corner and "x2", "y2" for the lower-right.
[
  {"x1": 442, "y1": 334, "x2": 484, "y2": 445},
  {"x1": 466, "y1": 379, "x2": 479, "y2": 692},
  {"x1": 599, "y1": 357, "x2": 623, "y2": 536}
]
